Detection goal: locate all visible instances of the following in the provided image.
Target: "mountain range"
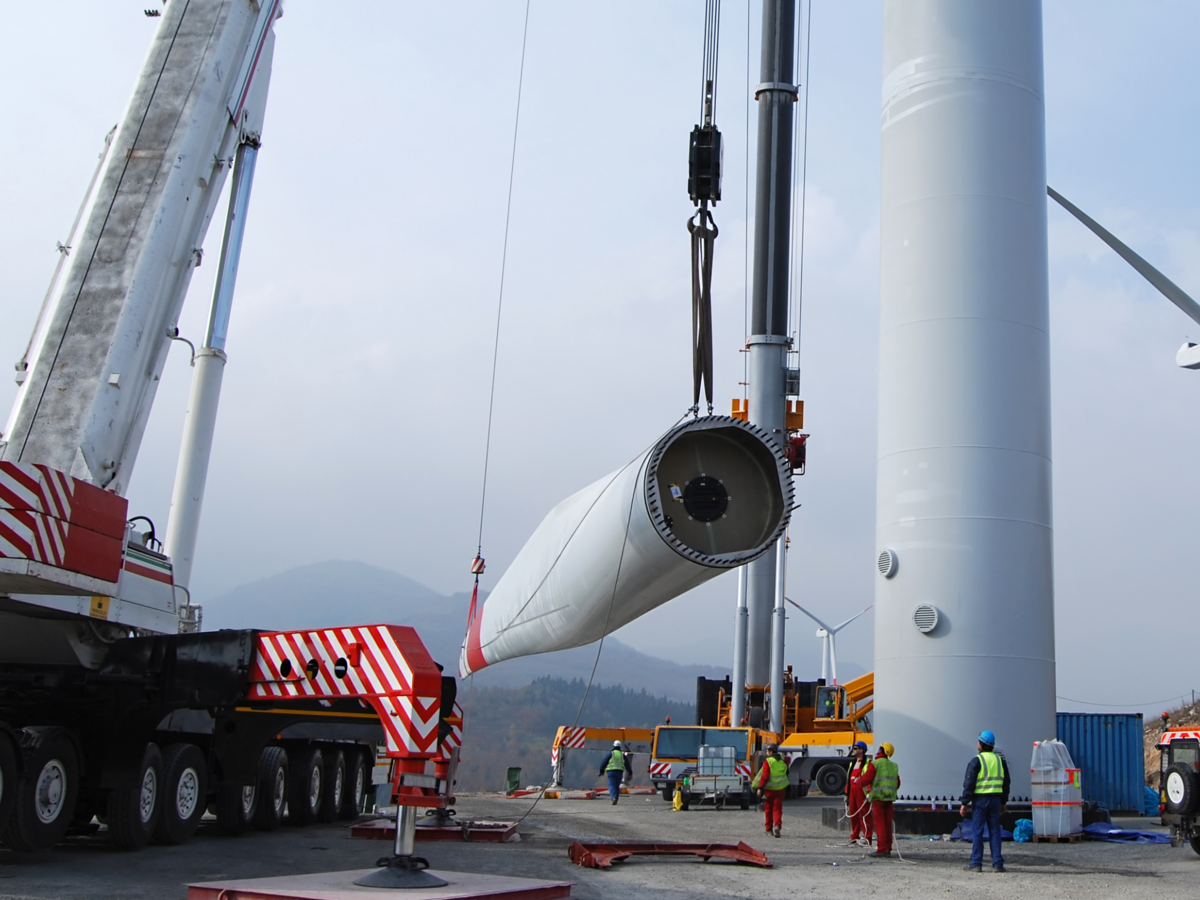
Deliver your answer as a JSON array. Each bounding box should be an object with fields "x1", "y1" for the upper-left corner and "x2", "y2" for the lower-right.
[{"x1": 201, "y1": 559, "x2": 730, "y2": 702}]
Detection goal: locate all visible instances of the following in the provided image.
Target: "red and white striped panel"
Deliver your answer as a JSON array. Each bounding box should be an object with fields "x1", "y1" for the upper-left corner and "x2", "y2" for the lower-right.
[
  {"x1": 735, "y1": 763, "x2": 751, "y2": 778},
  {"x1": 0, "y1": 462, "x2": 127, "y2": 582},
  {"x1": 649, "y1": 761, "x2": 674, "y2": 778},
  {"x1": 1159, "y1": 730, "x2": 1200, "y2": 747},
  {"x1": 557, "y1": 727, "x2": 587, "y2": 750},
  {"x1": 247, "y1": 625, "x2": 444, "y2": 758},
  {"x1": 440, "y1": 702, "x2": 463, "y2": 754},
  {"x1": 0, "y1": 464, "x2": 73, "y2": 567}
]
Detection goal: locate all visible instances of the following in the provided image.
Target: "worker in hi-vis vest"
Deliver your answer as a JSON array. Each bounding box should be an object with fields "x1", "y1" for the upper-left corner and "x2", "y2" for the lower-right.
[
  {"x1": 868, "y1": 743, "x2": 900, "y2": 858},
  {"x1": 960, "y1": 730, "x2": 1011, "y2": 873},
  {"x1": 846, "y1": 740, "x2": 875, "y2": 847},
  {"x1": 751, "y1": 744, "x2": 789, "y2": 838},
  {"x1": 598, "y1": 741, "x2": 632, "y2": 805}
]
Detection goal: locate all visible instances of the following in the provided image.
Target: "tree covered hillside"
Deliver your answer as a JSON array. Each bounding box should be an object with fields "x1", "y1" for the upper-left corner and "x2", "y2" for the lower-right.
[{"x1": 453, "y1": 677, "x2": 693, "y2": 792}]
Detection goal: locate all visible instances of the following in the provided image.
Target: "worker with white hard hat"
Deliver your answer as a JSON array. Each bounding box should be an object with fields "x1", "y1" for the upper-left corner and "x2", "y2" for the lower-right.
[
  {"x1": 598, "y1": 740, "x2": 632, "y2": 805},
  {"x1": 960, "y1": 730, "x2": 1010, "y2": 873}
]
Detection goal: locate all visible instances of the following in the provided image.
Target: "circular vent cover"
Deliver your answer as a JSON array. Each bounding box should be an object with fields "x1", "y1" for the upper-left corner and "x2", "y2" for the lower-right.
[
  {"x1": 913, "y1": 604, "x2": 939, "y2": 634},
  {"x1": 877, "y1": 549, "x2": 898, "y2": 578}
]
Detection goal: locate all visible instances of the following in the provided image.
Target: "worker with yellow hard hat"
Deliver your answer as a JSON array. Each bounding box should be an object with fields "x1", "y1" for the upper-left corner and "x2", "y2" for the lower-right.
[{"x1": 868, "y1": 742, "x2": 900, "y2": 858}]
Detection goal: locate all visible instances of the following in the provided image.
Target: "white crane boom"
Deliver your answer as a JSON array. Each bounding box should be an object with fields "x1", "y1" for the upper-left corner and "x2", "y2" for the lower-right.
[
  {"x1": 0, "y1": 0, "x2": 279, "y2": 637},
  {"x1": 1, "y1": 0, "x2": 278, "y2": 495}
]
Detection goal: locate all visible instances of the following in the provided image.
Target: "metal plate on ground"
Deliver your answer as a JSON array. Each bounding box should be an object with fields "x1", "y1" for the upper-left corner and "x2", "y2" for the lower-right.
[
  {"x1": 188, "y1": 869, "x2": 571, "y2": 900},
  {"x1": 350, "y1": 819, "x2": 520, "y2": 843}
]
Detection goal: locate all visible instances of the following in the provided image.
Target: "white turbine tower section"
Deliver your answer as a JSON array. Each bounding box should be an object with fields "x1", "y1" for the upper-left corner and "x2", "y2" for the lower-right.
[
  {"x1": 461, "y1": 417, "x2": 793, "y2": 677},
  {"x1": 874, "y1": 0, "x2": 1055, "y2": 801},
  {"x1": 788, "y1": 602, "x2": 871, "y2": 684}
]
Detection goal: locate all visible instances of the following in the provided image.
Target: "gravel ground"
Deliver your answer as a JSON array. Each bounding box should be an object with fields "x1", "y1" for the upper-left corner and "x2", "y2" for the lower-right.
[{"x1": 0, "y1": 793, "x2": 1194, "y2": 899}]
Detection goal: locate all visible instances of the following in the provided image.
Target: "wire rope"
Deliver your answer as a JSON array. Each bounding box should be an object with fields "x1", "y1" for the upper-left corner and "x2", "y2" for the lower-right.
[
  {"x1": 474, "y1": 0, "x2": 532, "y2": 560},
  {"x1": 742, "y1": 0, "x2": 751, "y2": 400},
  {"x1": 791, "y1": 0, "x2": 812, "y2": 349}
]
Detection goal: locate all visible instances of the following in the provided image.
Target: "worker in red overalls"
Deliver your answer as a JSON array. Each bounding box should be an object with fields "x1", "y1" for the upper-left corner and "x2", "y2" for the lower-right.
[
  {"x1": 751, "y1": 744, "x2": 789, "y2": 838},
  {"x1": 846, "y1": 740, "x2": 874, "y2": 847}
]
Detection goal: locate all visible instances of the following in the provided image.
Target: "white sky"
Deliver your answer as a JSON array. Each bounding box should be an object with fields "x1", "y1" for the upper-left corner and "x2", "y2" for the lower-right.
[{"x1": 1, "y1": 2, "x2": 1197, "y2": 717}]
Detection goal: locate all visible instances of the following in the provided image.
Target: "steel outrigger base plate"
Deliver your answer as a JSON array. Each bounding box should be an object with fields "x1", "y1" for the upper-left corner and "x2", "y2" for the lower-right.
[
  {"x1": 567, "y1": 840, "x2": 771, "y2": 869},
  {"x1": 188, "y1": 868, "x2": 572, "y2": 899}
]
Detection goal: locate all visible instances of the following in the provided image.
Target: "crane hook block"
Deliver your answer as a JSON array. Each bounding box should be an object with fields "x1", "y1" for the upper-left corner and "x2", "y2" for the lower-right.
[{"x1": 688, "y1": 125, "x2": 723, "y2": 206}]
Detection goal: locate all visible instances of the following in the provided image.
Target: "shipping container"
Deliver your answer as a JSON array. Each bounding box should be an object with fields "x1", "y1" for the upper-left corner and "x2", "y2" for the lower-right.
[{"x1": 1056, "y1": 713, "x2": 1145, "y2": 815}]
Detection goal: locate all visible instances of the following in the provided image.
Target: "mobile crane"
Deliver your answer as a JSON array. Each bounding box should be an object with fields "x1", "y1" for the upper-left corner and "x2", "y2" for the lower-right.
[{"x1": 0, "y1": 0, "x2": 458, "y2": 854}]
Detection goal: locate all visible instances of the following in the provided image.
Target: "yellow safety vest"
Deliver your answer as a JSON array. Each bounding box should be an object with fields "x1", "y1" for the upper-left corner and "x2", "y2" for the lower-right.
[
  {"x1": 751, "y1": 756, "x2": 789, "y2": 791},
  {"x1": 606, "y1": 750, "x2": 625, "y2": 772},
  {"x1": 870, "y1": 758, "x2": 899, "y2": 802},
  {"x1": 975, "y1": 752, "x2": 1004, "y2": 794}
]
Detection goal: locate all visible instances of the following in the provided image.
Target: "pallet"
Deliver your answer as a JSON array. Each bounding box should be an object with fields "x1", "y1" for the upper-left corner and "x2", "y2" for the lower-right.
[{"x1": 1031, "y1": 832, "x2": 1084, "y2": 843}]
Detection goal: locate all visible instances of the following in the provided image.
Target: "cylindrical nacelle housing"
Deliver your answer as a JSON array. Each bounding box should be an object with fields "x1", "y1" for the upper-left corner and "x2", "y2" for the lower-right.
[
  {"x1": 460, "y1": 416, "x2": 793, "y2": 676},
  {"x1": 874, "y1": 0, "x2": 1055, "y2": 801}
]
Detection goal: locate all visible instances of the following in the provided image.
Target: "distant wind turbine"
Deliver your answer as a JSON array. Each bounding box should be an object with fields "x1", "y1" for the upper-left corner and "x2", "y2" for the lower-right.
[{"x1": 785, "y1": 599, "x2": 873, "y2": 685}]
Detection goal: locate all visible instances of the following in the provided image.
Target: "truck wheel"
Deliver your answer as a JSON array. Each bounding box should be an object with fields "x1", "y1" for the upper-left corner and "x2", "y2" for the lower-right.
[
  {"x1": 253, "y1": 747, "x2": 288, "y2": 831},
  {"x1": 107, "y1": 743, "x2": 163, "y2": 850},
  {"x1": 287, "y1": 747, "x2": 324, "y2": 826},
  {"x1": 660, "y1": 785, "x2": 673, "y2": 802},
  {"x1": 815, "y1": 763, "x2": 848, "y2": 796},
  {"x1": 317, "y1": 750, "x2": 345, "y2": 824},
  {"x1": 3, "y1": 728, "x2": 79, "y2": 852},
  {"x1": 215, "y1": 782, "x2": 258, "y2": 835},
  {"x1": 338, "y1": 751, "x2": 368, "y2": 820},
  {"x1": 740, "y1": 790, "x2": 752, "y2": 811},
  {"x1": 0, "y1": 731, "x2": 17, "y2": 837},
  {"x1": 154, "y1": 744, "x2": 207, "y2": 845},
  {"x1": 1164, "y1": 763, "x2": 1198, "y2": 816}
]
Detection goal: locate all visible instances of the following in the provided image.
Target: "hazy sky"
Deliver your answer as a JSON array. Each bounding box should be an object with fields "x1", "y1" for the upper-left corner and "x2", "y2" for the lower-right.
[{"x1": 1, "y1": 3, "x2": 1197, "y2": 718}]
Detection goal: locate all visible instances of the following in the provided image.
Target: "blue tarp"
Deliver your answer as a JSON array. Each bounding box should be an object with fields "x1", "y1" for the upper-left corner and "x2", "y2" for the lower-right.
[
  {"x1": 1082, "y1": 823, "x2": 1171, "y2": 844},
  {"x1": 949, "y1": 820, "x2": 1014, "y2": 842},
  {"x1": 1013, "y1": 819, "x2": 1034, "y2": 843},
  {"x1": 1144, "y1": 785, "x2": 1161, "y2": 816}
]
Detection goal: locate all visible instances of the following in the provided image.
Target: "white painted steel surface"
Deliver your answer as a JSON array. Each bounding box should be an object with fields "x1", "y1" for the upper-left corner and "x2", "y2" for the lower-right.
[
  {"x1": 460, "y1": 417, "x2": 792, "y2": 676},
  {"x1": 1, "y1": 0, "x2": 280, "y2": 494},
  {"x1": 874, "y1": 0, "x2": 1055, "y2": 800}
]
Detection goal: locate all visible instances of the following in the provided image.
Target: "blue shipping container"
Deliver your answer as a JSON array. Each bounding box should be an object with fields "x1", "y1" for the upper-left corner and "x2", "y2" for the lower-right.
[{"x1": 1056, "y1": 713, "x2": 1145, "y2": 815}]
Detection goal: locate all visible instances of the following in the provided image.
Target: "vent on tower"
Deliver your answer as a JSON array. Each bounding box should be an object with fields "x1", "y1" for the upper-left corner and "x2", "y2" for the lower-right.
[
  {"x1": 913, "y1": 604, "x2": 939, "y2": 634},
  {"x1": 877, "y1": 549, "x2": 898, "y2": 578}
]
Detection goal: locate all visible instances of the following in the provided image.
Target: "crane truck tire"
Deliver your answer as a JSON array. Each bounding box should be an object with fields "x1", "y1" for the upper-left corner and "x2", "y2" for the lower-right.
[
  {"x1": 253, "y1": 747, "x2": 289, "y2": 831},
  {"x1": 106, "y1": 743, "x2": 163, "y2": 850},
  {"x1": 1165, "y1": 763, "x2": 1199, "y2": 816},
  {"x1": 339, "y1": 751, "x2": 368, "y2": 820},
  {"x1": 814, "y1": 763, "x2": 848, "y2": 796},
  {"x1": 287, "y1": 746, "x2": 324, "y2": 826},
  {"x1": 154, "y1": 743, "x2": 207, "y2": 845},
  {"x1": 215, "y1": 782, "x2": 258, "y2": 836},
  {"x1": 0, "y1": 731, "x2": 18, "y2": 838},
  {"x1": 3, "y1": 727, "x2": 80, "y2": 852},
  {"x1": 317, "y1": 749, "x2": 346, "y2": 824}
]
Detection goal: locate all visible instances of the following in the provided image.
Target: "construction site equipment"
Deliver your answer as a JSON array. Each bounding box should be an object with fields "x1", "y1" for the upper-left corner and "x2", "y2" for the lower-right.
[
  {"x1": 1057, "y1": 713, "x2": 1146, "y2": 816},
  {"x1": 460, "y1": 415, "x2": 793, "y2": 677},
  {"x1": 567, "y1": 840, "x2": 771, "y2": 870},
  {"x1": 549, "y1": 726, "x2": 652, "y2": 788},
  {"x1": 351, "y1": 817, "x2": 520, "y2": 843},
  {"x1": 0, "y1": 0, "x2": 460, "y2": 853},
  {"x1": 1156, "y1": 728, "x2": 1200, "y2": 855}
]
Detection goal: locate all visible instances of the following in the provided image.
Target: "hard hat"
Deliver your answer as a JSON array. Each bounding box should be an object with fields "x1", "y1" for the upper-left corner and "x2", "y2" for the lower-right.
[
  {"x1": 978, "y1": 730, "x2": 996, "y2": 747},
  {"x1": 880, "y1": 742, "x2": 895, "y2": 757},
  {"x1": 853, "y1": 741, "x2": 868, "y2": 751},
  {"x1": 766, "y1": 743, "x2": 779, "y2": 753},
  {"x1": 613, "y1": 740, "x2": 622, "y2": 747}
]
